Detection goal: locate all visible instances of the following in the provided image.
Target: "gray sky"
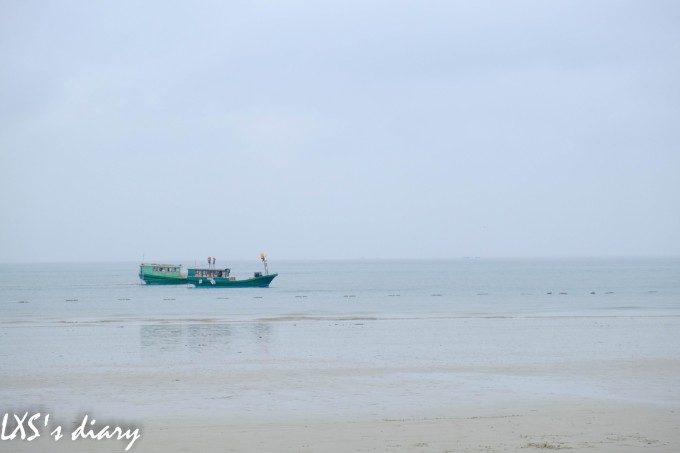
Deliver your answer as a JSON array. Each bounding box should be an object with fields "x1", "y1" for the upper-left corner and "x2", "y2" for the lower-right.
[{"x1": 1, "y1": 0, "x2": 679, "y2": 262}]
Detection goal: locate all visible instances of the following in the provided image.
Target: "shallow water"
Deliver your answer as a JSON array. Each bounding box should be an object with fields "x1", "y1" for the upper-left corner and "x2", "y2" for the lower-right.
[{"x1": 1, "y1": 258, "x2": 679, "y2": 423}]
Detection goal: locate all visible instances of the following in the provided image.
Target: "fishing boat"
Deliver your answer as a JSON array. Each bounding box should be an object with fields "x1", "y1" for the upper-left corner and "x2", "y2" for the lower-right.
[
  {"x1": 187, "y1": 254, "x2": 277, "y2": 288},
  {"x1": 187, "y1": 268, "x2": 277, "y2": 287},
  {"x1": 139, "y1": 263, "x2": 188, "y2": 285}
]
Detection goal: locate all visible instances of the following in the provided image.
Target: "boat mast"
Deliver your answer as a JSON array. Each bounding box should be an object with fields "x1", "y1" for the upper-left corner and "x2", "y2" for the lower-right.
[{"x1": 260, "y1": 252, "x2": 269, "y2": 275}]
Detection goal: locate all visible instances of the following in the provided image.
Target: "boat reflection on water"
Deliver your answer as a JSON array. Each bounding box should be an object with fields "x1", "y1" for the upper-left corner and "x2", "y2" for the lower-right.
[{"x1": 140, "y1": 322, "x2": 272, "y2": 356}]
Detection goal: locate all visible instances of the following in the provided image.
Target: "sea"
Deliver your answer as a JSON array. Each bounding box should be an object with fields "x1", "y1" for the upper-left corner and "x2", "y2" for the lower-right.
[
  {"x1": 3, "y1": 258, "x2": 678, "y2": 323},
  {"x1": 1, "y1": 258, "x2": 679, "y2": 425}
]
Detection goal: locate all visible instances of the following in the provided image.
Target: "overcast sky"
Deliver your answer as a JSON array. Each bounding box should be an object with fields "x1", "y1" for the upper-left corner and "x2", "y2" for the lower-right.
[{"x1": 1, "y1": 0, "x2": 679, "y2": 262}]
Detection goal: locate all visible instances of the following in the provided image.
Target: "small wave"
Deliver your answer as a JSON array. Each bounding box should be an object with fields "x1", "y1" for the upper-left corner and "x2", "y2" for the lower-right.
[{"x1": 258, "y1": 315, "x2": 378, "y2": 322}]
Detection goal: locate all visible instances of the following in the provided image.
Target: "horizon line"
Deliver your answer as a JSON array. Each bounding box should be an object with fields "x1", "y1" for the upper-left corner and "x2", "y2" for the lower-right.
[{"x1": 1, "y1": 255, "x2": 679, "y2": 265}]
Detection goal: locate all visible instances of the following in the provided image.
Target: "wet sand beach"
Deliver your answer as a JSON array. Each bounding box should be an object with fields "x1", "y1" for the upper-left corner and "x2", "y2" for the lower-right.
[{"x1": 2, "y1": 314, "x2": 679, "y2": 452}]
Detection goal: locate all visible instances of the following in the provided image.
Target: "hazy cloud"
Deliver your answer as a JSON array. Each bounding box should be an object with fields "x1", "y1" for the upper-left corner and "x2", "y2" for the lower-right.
[{"x1": 2, "y1": 0, "x2": 679, "y2": 261}]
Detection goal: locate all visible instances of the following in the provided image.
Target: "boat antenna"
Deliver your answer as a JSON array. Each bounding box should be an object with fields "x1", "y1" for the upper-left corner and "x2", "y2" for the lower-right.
[{"x1": 260, "y1": 252, "x2": 269, "y2": 275}]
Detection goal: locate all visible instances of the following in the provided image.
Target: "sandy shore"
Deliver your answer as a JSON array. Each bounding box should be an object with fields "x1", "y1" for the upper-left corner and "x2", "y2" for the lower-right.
[
  {"x1": 3, "y1": 402, "x2": 678, "y2": 452},
  {"x1": 145, "y1": 404, "x2": 679, "y2": 452}
]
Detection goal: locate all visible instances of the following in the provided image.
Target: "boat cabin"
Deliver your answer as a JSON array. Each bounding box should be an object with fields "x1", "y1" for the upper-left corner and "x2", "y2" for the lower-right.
[
  {"x1": 188, "y1": 268, "x2": 231, "y2": 278},
  {"x1": 151, "y1": 265, "x2": 181, "y2": 273},
  {"x1": 140, "y1": 263, "x2": 183, "y2": 274}
]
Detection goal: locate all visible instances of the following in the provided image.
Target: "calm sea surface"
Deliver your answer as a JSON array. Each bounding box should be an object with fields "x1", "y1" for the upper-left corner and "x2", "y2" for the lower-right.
[{"x1": 1, "y1": 258, "x2": 679, "y2": 323}]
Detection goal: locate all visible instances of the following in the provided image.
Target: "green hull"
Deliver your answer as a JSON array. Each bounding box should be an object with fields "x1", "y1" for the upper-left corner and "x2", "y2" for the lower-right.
[
  {"x1": 140, "y1": 274, "x2": 189, "y2": 285},
  {"x1": 188, "y1": 273, "x2": 277, "y2": 288}
]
